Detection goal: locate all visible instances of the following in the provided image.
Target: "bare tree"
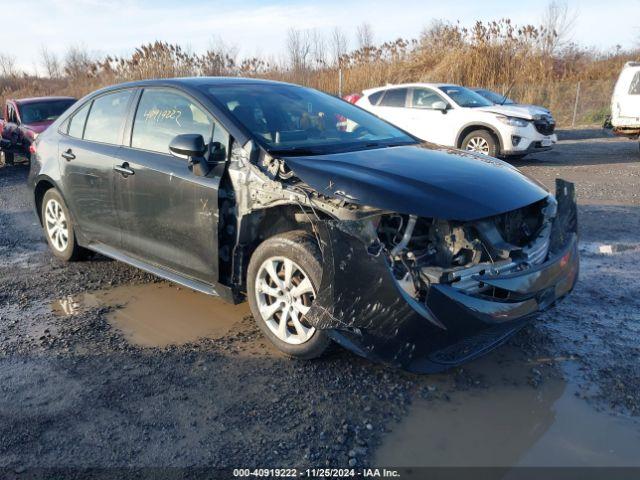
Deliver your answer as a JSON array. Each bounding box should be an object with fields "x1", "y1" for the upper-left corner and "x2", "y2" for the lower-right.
[
  {"x1": 330, "y1": 27, "x2": 348, "y2": 66},
  {"x1": 41, "y1": 46, "x2": 62, "y2": 78},
  {"x1": 286, "y1": 28, "x2": 311, "y2": 72},
  {"x1": 64, "y1": 45, "x2": 92, "y2": 79},
  {"x1": 0, "y1": 53, "x2": 17, "y2": 77},
  {"x1": 356, "y1": 22, "x2": 374, "y2": 49},
  {"x1": 541, "y1": 0, "x2": 578, "y2": 54},
  {"x1": 310, "y1": 29, "x2": 327, "y2": 67}
]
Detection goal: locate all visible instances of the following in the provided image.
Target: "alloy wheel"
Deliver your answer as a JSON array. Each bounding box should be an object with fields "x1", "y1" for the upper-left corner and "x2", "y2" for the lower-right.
[
  {"x1": 465, "y1": 136, "x2": 491, "y2": 154},
  {"x1": 255, "y1": 256, "x2": 316, "y2": 345},
  {"x1": 44, "y1": 199, "x2": 69, "y2": 252}
]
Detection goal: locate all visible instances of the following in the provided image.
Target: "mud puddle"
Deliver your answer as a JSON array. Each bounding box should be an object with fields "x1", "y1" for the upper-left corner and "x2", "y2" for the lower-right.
[
  {"x1": 376, "y1": 349, "x2": 640, "y2": 468},
  {"x1": 52, "y1": 283, "x2": 250, "y2": 347}
]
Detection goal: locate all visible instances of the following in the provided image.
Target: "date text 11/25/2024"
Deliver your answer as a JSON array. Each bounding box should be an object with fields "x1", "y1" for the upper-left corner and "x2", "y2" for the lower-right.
[{"x1": 232, "y1": 468, "x2": 401, "y2": 478}]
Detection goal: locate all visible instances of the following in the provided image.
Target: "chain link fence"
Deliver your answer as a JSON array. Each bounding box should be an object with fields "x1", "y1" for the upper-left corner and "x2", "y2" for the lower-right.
[
  {"x1": 330, "y1": 68, "x2": 616, "y2": 129},
  {"x1": 505, "y1": 79, "x2": 616, "y2": 128}
]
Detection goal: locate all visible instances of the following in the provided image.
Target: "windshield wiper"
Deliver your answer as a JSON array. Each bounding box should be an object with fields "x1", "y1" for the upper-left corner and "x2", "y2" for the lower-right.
[{"x1": 269, "y1": 147, "x2": 323, "y2": 157}]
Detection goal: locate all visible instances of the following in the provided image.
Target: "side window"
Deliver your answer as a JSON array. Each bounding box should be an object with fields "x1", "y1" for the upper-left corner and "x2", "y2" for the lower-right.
[
  {"x1": 378, "y1": 88, "x2": 408, "y2": 108},
  {"x1": 131, "y1": 89, "x2": 214, "y2": 154},
  {"x1": 67, "y1": 102, "x2": 91, "y2": 138},
  {"x1": 411, "y1": 88, "x2": 446, "y2": 109},
  {"x1": 629, "y1": 72, "x2": 640, "y2": 95},
  {"x1": 84, "y1": 90, "x2": 133, "y2": 145},
  {"x1": 368, "y1": 91, "x2": 384, "y2": 105}
]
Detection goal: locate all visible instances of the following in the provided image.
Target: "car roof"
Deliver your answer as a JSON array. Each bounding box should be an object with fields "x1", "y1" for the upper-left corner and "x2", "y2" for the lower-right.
[
  {"x1": 15, "y1": 96, "x2": 76, "y2": 105},
  {"x1": 91, "y1": 76, "x2": 298, "y2": 96},
  {"x1": 362, "y1": 82, "x2": 453, "y2": 95}
]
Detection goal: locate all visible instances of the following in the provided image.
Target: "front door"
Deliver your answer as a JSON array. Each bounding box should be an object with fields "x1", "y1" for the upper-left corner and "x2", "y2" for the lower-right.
[
  {"x1": 58, "y1": 90, "x2": 134, "y2": 248},
  {"x1": 406, "y1": 87, "x2": 458, "y2": 145},
  {"x1": 115, "y1": 88, "x2": 226, "y2": 285}
]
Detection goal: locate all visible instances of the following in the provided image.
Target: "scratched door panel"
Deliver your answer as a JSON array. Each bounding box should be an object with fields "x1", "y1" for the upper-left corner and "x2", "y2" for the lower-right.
[{"x1": 114, "y1": 148, "x2": 220, "y2": 284}]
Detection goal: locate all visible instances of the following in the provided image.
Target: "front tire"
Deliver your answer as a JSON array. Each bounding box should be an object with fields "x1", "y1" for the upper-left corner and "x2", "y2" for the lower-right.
[
  {"x1": 247, "y1": 230, "x2": 331, "y2": 360},
  {"x1": 462, "y1": 130, "x2": 499, "y2": 157},
  {"x1": 41, "y1": 189, "x2": 86, "y2": 261}
]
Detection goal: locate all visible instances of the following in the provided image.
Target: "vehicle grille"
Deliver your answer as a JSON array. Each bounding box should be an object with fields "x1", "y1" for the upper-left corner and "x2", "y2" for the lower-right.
[{"x1": 534, "y1": 115, "x2": 555, "y2": 135}]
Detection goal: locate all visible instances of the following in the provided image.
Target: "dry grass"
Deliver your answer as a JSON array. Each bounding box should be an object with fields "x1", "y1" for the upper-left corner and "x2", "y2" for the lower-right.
[{"x1": 1, "y1": 19, "x2": 637, "y2": 126}]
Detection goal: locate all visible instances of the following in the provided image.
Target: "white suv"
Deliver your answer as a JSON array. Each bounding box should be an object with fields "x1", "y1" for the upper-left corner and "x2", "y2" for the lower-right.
[
  {"x1": 610, "y1": 62, "x2": 640, "y2": 142},
  {"x1": 355, "y1": 83, "x2": 557, "y2": 159}
]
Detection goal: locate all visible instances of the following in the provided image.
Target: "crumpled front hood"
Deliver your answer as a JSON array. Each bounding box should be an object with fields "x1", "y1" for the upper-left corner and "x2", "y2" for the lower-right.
[
  {"x1": 283, "y1": 144, "x2": 549, "y2": 222},
  {"x1": 478, "y1": 104, "x2": 547, "y2": 120}
]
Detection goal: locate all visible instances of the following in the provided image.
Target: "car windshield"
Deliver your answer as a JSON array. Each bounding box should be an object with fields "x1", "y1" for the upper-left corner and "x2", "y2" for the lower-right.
[
  {"x1": 439, "y1": 86, "x2": 493, "y2": 108},
  {"x1": 203, "y1": 83, "x2": 416, "y2": 155},
  {"x1": 19, "y1": 100, "x2": 76, "y2": 124},
  {"x1": 475, "y1": 89, "x2": 515, "y2": 105}
]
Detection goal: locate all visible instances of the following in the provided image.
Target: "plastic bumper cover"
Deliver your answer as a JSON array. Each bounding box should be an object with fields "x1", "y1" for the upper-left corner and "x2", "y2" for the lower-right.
[{"x1": 305, "y1": 179, "x2": 579, "y2": 373}]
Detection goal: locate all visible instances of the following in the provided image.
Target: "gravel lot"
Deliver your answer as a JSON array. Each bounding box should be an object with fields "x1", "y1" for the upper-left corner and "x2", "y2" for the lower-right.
[{"x1": 0, "y1": 129, "x2": 639, "y2": 473}]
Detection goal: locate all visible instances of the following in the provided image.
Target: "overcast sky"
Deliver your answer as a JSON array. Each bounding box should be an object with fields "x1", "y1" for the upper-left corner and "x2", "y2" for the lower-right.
[{"x1": 6, "y1": 0, "x2": 639, "y2": 73}]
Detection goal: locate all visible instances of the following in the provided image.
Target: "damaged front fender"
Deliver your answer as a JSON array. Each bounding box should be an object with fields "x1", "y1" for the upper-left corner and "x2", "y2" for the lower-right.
[{"x1": 305, "y1": 179, "x2": 579, "y2": 373}]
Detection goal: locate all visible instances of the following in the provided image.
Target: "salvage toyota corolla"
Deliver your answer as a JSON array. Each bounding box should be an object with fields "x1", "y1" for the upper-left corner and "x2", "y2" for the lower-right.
[{"x1": 28, "y1": 78, "x2": 579, "y2": 372}]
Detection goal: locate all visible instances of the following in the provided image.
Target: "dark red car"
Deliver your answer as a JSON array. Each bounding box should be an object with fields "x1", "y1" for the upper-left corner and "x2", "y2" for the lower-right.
[{"x1": 1, "y1": 96, "x2": 76, "y2": 165}]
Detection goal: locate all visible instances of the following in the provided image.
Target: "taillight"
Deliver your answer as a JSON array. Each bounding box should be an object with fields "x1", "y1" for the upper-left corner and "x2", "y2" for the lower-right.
[{"x1": 29, "y1": 143, "x2": 37, "y2": 155}]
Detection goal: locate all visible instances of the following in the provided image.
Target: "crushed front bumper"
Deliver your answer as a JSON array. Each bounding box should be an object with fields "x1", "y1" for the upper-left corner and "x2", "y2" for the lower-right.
[{"x1": 305, "y1": 180, "x2": 579, "y2": 373}]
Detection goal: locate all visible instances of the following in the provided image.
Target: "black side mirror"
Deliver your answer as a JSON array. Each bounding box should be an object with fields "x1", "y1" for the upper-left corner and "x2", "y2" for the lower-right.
[
  {"x1": 170, "y1": 134, "x2": 211, "y2": 176},
  {"x1": 169, "y1": 134, "x2": 206, "y2": 158}
]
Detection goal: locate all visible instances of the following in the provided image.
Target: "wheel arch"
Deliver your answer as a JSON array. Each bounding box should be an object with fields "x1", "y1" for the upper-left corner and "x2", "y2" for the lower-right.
[
  {"x1": 456, "y1": 122, "x2": 503, "y2": 153},
  {"x1": 33, "y1": 176, "x2": 60, "y2": 226},
  {"x1": 223, "y1": 203, "x2": 331, "y2": 293}
]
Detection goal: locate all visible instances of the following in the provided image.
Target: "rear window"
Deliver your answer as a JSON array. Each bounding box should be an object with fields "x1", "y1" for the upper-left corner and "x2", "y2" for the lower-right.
[
  {"x1": 67, "y1": 102, "x2": 91, "y2": 138},
  {"x1": 83, "y1": 90, "x2": 132, "y2": 145},
  {"x1": 378, "y1": 88, "x2": 408, "y2": 108},
  {"x1": 367, "y1": 91, "x2": 384, "y2": 105},
  {"x1": 629, "y1": 72, "x2": 640, "y2": 95},
  {"x1": 19, "y1": 99, "x2": 75, "y2": 124}
]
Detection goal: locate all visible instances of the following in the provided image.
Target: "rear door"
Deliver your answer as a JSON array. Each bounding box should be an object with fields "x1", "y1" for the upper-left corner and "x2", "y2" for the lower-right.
[
  {"x1": 58, "y1": 89, "x2": 134, "y2": 247},
  {"x1": 115, "y1": 87, "x2": 226, "y2": 284},
  {"x1": 369, "y1": 88, "x2": 411, "y2": 132}
]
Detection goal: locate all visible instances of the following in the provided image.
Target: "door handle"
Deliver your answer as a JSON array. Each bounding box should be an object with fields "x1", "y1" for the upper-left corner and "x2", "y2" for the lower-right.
[
  {"x1": 114, "y1": 162, "x2": 135, "y2": 177},
  {"x1": 61, "y1": 149, "x2": 76, "y2": 161}
]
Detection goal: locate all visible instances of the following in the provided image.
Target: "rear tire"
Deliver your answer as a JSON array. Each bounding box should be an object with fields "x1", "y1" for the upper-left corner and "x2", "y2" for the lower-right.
[
  {"x1": 41, "y1": 189, "x2": 87, "y2": 261},
  {"x1": 462, "y1": 130, "x2": 499, "y2": 157},
  {"x1": 247, "y1": 230, "x2": 331, "y2": 360}
]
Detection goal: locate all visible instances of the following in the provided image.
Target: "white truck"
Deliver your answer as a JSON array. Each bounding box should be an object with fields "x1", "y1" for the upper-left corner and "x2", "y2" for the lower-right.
[{"x1": 610, "y1": 62, "x2": 640, "y2": 146}]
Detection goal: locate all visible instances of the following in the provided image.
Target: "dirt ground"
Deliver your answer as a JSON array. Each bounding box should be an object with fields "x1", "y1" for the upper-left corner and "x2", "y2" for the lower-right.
[{"x1": 0, "y1": 129, "x2": 639, "y2": 473}]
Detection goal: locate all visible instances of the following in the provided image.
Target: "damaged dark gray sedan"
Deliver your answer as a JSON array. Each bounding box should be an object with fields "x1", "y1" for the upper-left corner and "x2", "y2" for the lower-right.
[{"x1": 28, "y1": 78, "x2": 579, "y2": 373}]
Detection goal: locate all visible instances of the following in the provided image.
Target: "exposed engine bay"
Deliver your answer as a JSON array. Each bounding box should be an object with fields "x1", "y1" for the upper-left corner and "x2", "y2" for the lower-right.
[{"x1": 375, "y1": 196, "x2": 557, "y2": 300}]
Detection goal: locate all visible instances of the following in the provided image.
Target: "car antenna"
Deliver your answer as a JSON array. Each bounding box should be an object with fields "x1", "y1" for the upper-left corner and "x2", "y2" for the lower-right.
[{"x1": 501, "y1": 82, "x2": 515, "y2": 105}]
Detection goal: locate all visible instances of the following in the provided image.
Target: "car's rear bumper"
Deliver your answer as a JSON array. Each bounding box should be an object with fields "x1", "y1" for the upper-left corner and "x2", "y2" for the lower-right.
[{"x1": 306, "y1": 180, "x2": 578, "y2": 373}]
